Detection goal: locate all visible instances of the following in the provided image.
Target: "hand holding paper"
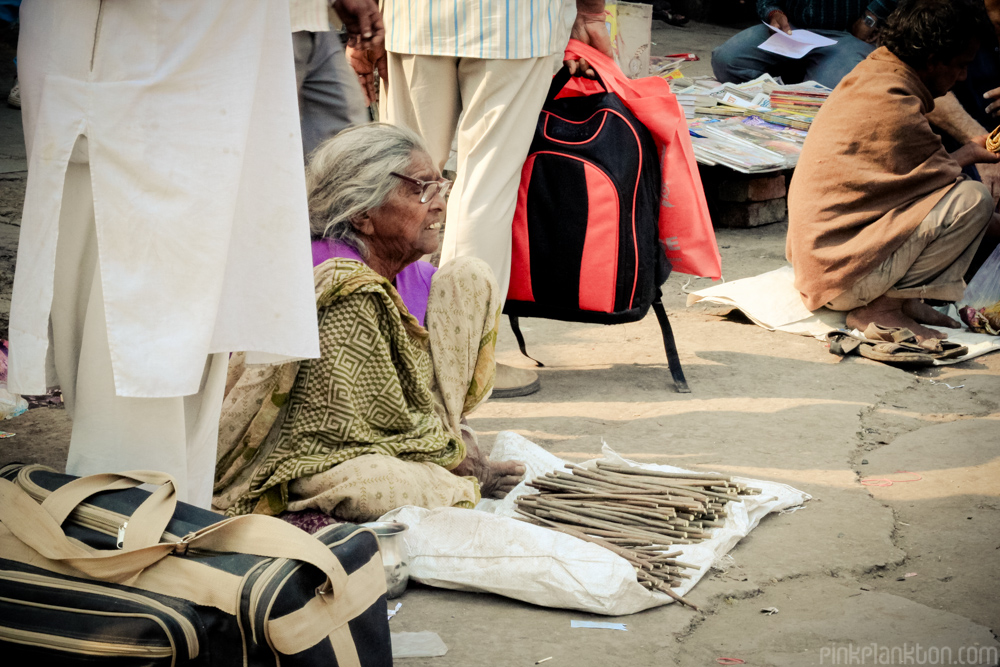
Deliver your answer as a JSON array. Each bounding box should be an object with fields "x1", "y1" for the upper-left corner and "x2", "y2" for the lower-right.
[
  {"x1": 758, "y1": 21, "x2": 838, "y2": 59},
  {"x1": 767, "y1": 9, "x2": 792, "y2": 34}
]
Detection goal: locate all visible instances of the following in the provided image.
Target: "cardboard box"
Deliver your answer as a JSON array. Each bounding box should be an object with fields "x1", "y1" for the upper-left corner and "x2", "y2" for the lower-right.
[{"x1": 607, "y1": 1, "x2": 652, "y2": 78}]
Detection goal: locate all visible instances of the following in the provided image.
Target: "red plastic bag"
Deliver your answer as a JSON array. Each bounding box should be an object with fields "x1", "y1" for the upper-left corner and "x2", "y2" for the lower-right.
[{"x1": 562, "y1": 39, "x2": 721, "y2": 279}]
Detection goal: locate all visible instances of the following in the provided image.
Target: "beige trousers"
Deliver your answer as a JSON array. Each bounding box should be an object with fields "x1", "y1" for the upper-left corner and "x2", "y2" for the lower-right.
[
  {"x1": 827, "y1": 180, "x2": 994, "y2": 311},
  {"x1": 51, "y1": 161, "x2": 228, "y2": 508},
  {"x1": 385, "y1": 52, "x2": 561, "y2": 301}
]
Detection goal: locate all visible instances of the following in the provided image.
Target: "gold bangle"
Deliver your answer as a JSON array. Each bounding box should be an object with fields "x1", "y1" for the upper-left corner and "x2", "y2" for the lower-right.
[{"x1": 987, "y1": 125, "x2": 1000, "y2": 153}]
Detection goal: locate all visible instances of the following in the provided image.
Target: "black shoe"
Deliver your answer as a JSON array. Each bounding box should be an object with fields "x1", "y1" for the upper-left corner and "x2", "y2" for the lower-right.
[{"x1": 652, "y1": 8, "x2": 689, "y2": 26}]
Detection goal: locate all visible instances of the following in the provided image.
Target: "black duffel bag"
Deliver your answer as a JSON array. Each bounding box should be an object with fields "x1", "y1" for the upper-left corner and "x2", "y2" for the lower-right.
[{"x1": 0, "y1": 464, "x2": 392, "y2": 666}]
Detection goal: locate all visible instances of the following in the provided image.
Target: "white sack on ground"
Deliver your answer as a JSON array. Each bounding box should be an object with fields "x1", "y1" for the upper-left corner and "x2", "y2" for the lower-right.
[
  {"x1": 380, "y1": 431, "x2": 809, "y2": 616},
  {"x1": 686, "y1": 265, "x2": 1000, "y2": 364}
]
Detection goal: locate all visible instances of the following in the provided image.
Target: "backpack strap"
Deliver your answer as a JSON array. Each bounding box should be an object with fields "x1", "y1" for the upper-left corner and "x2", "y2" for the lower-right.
[
  {"x1": 651, "y1": 289, "x2": 690, "y2": 393},
  {"x1": 509, "y1": 315, "x2": 545, "y2": 368},
  {"x1": 544, "y1": 65, "x2": 608, "y2": 108}
]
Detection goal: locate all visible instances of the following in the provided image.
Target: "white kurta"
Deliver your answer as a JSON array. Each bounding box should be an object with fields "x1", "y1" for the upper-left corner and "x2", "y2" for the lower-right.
[{"x1": 9, "y1": 0, "x2": 320, "y2": 399}]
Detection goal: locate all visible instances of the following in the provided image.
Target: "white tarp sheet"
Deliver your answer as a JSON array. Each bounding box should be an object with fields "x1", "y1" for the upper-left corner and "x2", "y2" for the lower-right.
[{"x1": 380, "y1": 432, "x2": 808, "y2": 616}]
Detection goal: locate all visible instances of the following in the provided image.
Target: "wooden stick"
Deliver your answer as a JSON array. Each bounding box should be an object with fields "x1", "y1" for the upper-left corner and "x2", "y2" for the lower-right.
[
  {"x1": 514, "y1": 509, "x2": 655, "y2": 569},
  {"x1": 584, "y1": 502, "x2": 678, "y2": 519},
  {"x1": 596, "y1": 462, "x2": 732, "y2": 483},
  {"x1": 538, "y1": 507, "x2": 688, "y2": 541},
  {"x1": 540, "y1": 493, "x2": 662, "y2": 507},
  {"x1": 550, "y1": 470, "x2": 628, "y2": 491},
  {"x1": 634, "y1": 570, "x2": 700, "y2": 611},
  {"x1": 563, "y1": 464, "x2": 666, "y2": 493},
  {"x1": 639, "y1": 550, "x2": 683, "y2": 559}
]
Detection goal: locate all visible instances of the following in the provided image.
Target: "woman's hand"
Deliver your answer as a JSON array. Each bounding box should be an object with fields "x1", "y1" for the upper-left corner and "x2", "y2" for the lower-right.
[{"x1": 451, "y1": 433, "x2": 526, "y2": 498}]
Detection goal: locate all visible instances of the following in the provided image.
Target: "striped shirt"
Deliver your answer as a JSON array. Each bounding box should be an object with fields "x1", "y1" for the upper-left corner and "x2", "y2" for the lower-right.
[
  {"x1": 289, "y1": 0, "x2": 332, "y2": 32},
  {"x1": 384, "y1": 0, "x2": 578, "y2": 60},
  {"x1": 757, "y1": 0, "x2": 898, "y2": 32}
]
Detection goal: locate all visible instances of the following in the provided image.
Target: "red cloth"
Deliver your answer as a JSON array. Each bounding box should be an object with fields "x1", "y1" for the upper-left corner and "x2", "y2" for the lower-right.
[{"x1": 562, "y1": 40, "x2": 722, "y2": 279}]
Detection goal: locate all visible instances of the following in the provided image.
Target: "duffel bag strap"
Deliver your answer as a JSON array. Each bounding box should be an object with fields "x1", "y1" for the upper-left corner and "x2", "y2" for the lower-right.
[
  {"x1": 0, "y1": 479, "x2": 351, "y2": 598},
  {"x1": 172, "y1": 514, "x2": 351, "y2": 597},
  {"x1": 40, "y1": 470, "x2": 178, "y2": 550},
  {"x1": 0, "y1": 478, "x2": 177, "y2": 582}
]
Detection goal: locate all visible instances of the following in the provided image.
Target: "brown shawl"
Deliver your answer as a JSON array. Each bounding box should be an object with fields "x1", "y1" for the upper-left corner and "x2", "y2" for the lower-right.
[{"x1": 786, "y1": 47, "x2": 963, "y2": 310}]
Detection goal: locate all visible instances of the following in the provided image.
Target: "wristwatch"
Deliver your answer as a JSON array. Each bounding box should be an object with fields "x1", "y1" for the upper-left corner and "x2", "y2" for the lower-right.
[{"x1": 862, "y1": 12, "x2": 881, "y2": 29}]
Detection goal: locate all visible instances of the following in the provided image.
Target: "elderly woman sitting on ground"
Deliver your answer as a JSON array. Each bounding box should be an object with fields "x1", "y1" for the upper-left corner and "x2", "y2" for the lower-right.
[{"x1": 213, "y1": 124, "x2": 524, "y2": 523}]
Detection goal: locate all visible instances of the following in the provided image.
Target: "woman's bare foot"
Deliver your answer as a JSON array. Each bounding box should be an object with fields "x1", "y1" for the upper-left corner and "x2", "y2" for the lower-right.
[
  {"x1": 451, "y1": 428, "x2": 526, "y2": 498},
  {"x1": 845, "y1": 296, "x2": 947, "y2": 342}
]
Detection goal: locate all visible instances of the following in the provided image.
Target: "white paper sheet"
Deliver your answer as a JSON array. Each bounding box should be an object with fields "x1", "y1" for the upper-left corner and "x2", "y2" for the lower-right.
[
  {"x1": 686, "y1": 265, "x2": 1000, "y2": 364},
  {"x1": 758, "y1": 22, "x2": 838, "y2": 59}
]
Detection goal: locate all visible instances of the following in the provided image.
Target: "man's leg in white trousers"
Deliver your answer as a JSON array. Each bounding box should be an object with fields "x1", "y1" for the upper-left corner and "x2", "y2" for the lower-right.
[
  {"x1": 51, "y1": 161, "x2": 228, "y2": 508},
  {"x1": 385, "y1": 52, "x2": 558, "y2": 397},
  {"x1": 385, "y1": 53, "x2": 461, "y2": 171},
  {"x1": 442, "y1": 55, "x2": 561, "y2": 300}
]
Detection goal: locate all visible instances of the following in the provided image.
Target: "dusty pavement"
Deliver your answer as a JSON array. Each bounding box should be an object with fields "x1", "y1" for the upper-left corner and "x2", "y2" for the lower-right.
[{"x1": 1, "y1": 19, "x2": 999, "y2": 667}]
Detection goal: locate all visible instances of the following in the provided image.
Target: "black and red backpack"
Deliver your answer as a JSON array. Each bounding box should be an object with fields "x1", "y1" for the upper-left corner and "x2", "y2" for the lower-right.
[{"x1": 505, "y1": 67, "x2": 689, "y2": 392}]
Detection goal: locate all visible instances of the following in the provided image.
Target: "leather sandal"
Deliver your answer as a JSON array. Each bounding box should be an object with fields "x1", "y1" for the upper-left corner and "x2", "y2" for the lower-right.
[
  {"x1": 857, "y1": 342, "x2": 936, "y2": 367},
  {"x1": 827, "y1": 325, "x2": 967, "y2": 367},
  {"x1": 862, "y1": 324, "x2": 967, "y2": 360}
]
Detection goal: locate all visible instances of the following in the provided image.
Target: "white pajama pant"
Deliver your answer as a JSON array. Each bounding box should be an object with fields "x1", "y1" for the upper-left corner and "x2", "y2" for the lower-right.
[
  {"x1": 51, "y1": 161, "x2": 228, "y2": 508},
  {"x1": 385, "y1": 52, "x2": 560, "y2": 301}
]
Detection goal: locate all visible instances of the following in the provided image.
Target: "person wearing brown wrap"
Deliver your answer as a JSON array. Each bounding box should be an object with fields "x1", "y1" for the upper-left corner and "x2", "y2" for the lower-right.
[{"x1": 787, "y1": 0, "x2": 1000, "y2": 341}]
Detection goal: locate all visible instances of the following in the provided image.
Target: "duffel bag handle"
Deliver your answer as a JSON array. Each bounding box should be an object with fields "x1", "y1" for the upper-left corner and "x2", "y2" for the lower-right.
[
  {"x1": 40, "y1": 470, "x2": 178, "y2": 550},
  {"x1": 0, "y1": 478, "x2": 351, "y2": 597}
]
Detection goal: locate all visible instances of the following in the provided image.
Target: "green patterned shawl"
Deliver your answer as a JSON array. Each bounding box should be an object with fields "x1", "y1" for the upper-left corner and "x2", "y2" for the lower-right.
[{"x1": 227, "y1": 259, "x2": 466, "y2": 516}]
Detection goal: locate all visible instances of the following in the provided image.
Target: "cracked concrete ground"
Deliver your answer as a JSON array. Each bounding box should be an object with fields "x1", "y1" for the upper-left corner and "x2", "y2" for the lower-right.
[{"x1": 0, "y1": 20, "x2": 998, "y2": 667}]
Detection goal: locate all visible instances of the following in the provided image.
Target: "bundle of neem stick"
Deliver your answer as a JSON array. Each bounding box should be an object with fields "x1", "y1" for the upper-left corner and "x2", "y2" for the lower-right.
[{"x1": 515, "y1": 462, "x2": 761, "y2": 610}]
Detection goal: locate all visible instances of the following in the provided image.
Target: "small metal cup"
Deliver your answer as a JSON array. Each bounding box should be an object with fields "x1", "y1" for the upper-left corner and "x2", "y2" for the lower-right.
[{"x1": 361, "y1": 521, "x2": 410, "y2": 598}]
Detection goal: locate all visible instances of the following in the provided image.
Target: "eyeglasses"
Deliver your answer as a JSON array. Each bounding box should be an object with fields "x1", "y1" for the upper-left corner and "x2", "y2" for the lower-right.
[{"x1": 390, "y1": 172, "x2": 453, "y2": 203}]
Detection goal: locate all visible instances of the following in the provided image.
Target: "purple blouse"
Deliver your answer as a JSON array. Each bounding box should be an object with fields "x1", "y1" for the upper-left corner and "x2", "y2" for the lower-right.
[{"x1": 311, "y1": 238, "x2": 437, "y2": 326}]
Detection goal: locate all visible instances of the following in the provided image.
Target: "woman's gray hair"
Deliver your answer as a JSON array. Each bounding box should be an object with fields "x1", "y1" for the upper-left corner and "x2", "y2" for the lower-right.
[{"x1": 306, "y1": 123, "x2": 429, "y2": 254}]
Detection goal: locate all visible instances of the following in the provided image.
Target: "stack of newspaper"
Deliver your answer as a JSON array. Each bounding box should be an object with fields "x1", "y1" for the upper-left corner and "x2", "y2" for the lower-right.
[
  {"x1": 668, "y1": 75, "x2": 831, "y2": 172},
  {"x1": 766, "y1": 81, "x2": 832, "y2": 128},
  {"x1": 669, "y1": 73, "x2": 776, "y2": 120},
  {"x1": 687, "y1": 116, "x2": 806, "y2": 173},
  {"x1": 649, "y1": 55, "x2": 688, "y2": 79},
  {"x1": 670, "y1": 75, "x2": 832, "y2": 129}
]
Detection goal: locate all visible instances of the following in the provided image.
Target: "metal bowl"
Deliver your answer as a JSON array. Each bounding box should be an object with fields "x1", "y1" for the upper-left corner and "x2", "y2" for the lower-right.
[{"x1": 361, "y1": 521, "x2": 410, "y2": 598}]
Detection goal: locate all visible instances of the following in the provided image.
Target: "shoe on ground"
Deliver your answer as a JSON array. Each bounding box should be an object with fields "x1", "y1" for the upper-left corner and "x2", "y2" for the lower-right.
[
  {"x1": 652, "y1": 8, "x2": 689, "y2": 26},
  {"x1": 7, "y1": 78, "x2": 19, "y2": 109},
  {"x1": 491, "y1": 362, "x2": 540, "y2": 399}
]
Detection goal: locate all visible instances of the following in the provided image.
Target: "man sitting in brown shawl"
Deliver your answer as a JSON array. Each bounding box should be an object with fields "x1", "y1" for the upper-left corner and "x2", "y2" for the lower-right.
[{"x1": 787, "y1": 0, "x2": 1000, "y2": 341}]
